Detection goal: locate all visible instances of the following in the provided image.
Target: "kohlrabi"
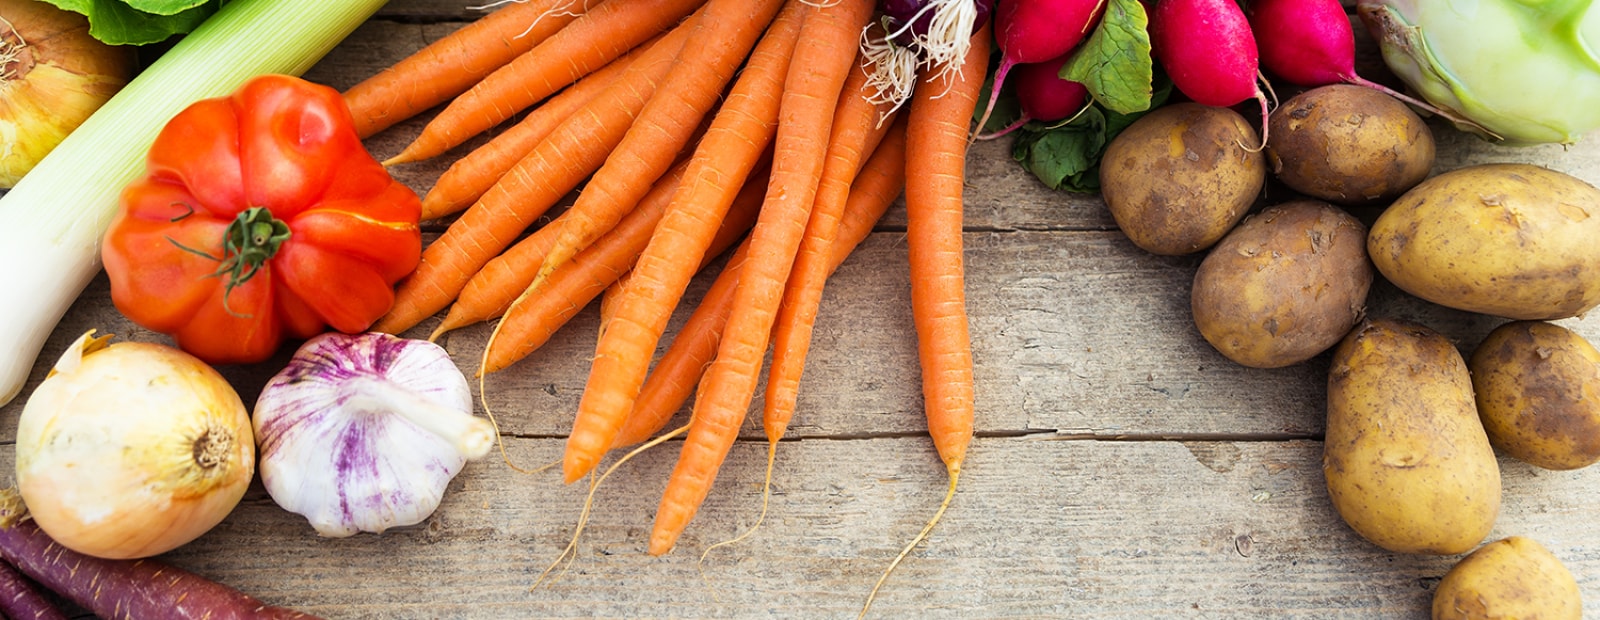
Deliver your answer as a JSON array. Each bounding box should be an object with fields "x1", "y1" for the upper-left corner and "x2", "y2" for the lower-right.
[{"x1": 1358, "y1": 0, "x2": 1600, "y2": 145}]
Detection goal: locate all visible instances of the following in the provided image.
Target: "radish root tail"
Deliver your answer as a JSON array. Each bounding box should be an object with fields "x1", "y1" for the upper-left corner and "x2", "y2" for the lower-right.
[
  {"x1": 859, "y1": 468, "x2": 962, "y2": 619},
  {"x1": 1241, "y1": 88, "x2": 1271, "y2": 154},
  {"x1": 1345, "y1": 74, "x2": 1503, "y2": 141},
  {"x1": 971, "y1": 60, "x2": 1013, "y2": 146}
]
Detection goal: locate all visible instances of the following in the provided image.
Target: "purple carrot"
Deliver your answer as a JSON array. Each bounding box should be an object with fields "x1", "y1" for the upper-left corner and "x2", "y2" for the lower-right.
[
  {"x1": 0, "y1": 560, "x2": 66, "y2": 620},
  {"x1": 0, "y1": 491, "x2": 320, "y2": 620}
]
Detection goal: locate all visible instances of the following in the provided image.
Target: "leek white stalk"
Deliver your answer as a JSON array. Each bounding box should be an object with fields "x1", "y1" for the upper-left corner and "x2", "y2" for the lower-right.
[{"x1": 0, "y1": 0, "x2": 389, "y2": 407}]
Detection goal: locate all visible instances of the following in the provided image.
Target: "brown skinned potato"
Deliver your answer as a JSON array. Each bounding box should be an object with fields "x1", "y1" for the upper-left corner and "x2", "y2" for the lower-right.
[
  {"x1": 1192, "y1": 200, "x2": 1373, "y2": 368},
  {"x1": 1325, "y1": 317, "x2": 1501, "y2": 555},
  {"x1": 1433, "y1": 536, "x2": 1582, "y2": 620},
  {"x1": 1368, "y1": 163, "x2": 1600, "y2": 320},
  {"x1": 1099, "y1": 103, "x2": 1266, "y2": 256},
  {"x1": 1265, "y1": 84, "x2": 1434, "y2": 206},
  {"x1": 1469, "y1": 321, "x2": 1600, "y2": 470}
]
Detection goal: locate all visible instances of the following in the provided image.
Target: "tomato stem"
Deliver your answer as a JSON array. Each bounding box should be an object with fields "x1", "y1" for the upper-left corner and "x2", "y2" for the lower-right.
[{"x1": 167, "y1": 207, "x2": 290, "y2": 318}]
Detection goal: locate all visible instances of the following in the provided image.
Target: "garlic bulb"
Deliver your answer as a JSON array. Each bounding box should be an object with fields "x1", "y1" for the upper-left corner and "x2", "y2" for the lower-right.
[
  {"x1": 15, "y1": 330, "x2": 254, "y2": 559},
  {"x1": 253, "y1": 332, "x2": 493, "y2": 538}
]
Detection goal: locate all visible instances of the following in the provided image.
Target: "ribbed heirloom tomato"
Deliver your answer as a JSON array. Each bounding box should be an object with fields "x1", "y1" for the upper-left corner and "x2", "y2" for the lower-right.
[{"x1": 102, "y1": 74, "x2": 422, "y2": 364}]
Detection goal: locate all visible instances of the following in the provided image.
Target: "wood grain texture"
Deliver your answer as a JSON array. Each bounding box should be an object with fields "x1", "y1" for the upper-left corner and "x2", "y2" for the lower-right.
[
  {"x1": 0, "y1": 440, "x2": 1593, "y2": 619},
  {"x1": 1, "y1": 2, "x2": 1598, "y2": 617}
]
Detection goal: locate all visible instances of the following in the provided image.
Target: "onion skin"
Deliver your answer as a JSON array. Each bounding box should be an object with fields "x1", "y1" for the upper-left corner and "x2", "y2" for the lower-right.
[
  {"x1": 0, "y1": 0, "x2": 136, "y2": 188},
  {"x1": 14, "y1": 332, "x2": 255, "y2": 560}
]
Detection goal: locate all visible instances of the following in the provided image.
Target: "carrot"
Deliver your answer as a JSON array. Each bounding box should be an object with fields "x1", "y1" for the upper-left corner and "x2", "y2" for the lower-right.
[
  {"x1": 647, "y1": 0, "x2": 877, "y2": 557},
  {"x1": 598, "y1": 162, "x2": 766, "y2": 332},
  {"x1": 561, "y1": 0, "x2": 806, "y2": 484},
  {"x1": 0, "y1": 490, "x2": 316, "y2": 619},
  {"x1": 0, "y1": 558, "x2": 65, "y2": 620},
  {"x1": 433, "y1": 115, "x2": 715, "y2": 341},
  {"x1": 420, "y1": 37, "x2": 652, "y2": 221},
  {"x1": 371, "y1": 13, "x2": 697, "y2": 336},
  {"x1": 387, "y1": 0, "x2": 707, "y2": 164},
  {"x1": 611, "y1": 122, "x2": 907, "y2": 452},
  {"x1": 764, "y1": 59, "x2": 898, "y2": 447},
  {"x1": 478, "y1": 153, "x2": 752, "y2": 373},
  {"x1": 342, "y1": 0, "x2": 589, "y2": 139},
  {"x1": 694, "y1": 73, "x2": 900, "y2": 562},
  {"x1": 528, "y1": 0, "x2": 786, "y2": 301},
  {"x1": 604, "y1": 242, "x2": 749, "y2": 450},
  {"x1": 432, "y1": 214, "x2": 566, "y2": 339},
  {"x1": 861, "y1": 24, "x2": 991, "y2": 618},
  {"x1": 481, "y1": 156, "x2": 765, "y2": 374}
]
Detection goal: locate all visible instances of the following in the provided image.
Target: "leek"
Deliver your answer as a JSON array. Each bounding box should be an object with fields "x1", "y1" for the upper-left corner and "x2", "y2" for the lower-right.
[{"x1": 0, "y1": 0, "x2": 389, "y2": 406}]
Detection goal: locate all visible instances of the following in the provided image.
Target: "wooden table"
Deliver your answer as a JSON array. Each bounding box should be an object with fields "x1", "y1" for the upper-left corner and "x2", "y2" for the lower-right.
[{"x1": 4, "y1": 4, "x2": 1598, "y2": 618}]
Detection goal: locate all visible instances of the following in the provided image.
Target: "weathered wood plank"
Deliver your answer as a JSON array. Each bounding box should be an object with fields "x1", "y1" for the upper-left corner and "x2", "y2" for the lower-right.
[
  {"x1": 6, "y1": 223, "x2": 1598, "y2": 444},
  {"x1": 3, "y1": 438, "x2": 1593, "y2": 618}
]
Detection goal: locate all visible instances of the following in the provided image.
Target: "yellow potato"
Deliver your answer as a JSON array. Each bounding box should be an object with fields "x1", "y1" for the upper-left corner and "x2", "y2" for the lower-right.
[
  {"x1": 1433, "y1": 536, "x2": 1582, "y2": 620},
  {"x1": 1265, "y1": 84, "x2": 1435, "y2": 206},
  {"x1": 1099, "y1": 103, "x2": 1266, "y2": 256},
  {"x1": 1469, "y1": 321, "x2": 1600, "y2": 470},
  {"x1": 1191, "y1": 200, "x2": 1373, "y2": 368},
  {"x1": 1324, "y1": 317, "x2": 1501, "y2": 555},
  {"x1": 1368, "y1": 163, "x2": 1600, "y2": 320}
]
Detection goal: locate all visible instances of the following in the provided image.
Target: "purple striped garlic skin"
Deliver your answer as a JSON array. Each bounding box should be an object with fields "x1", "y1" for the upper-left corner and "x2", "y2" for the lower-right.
[{"x1": 252, "y1": 332, "x2": 478, "y2": 538}]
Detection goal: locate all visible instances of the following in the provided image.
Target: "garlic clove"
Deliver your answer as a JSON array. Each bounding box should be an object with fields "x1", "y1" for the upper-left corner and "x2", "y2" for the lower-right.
[{"x1": 253, "y1": 332, "x2": 488, "y2": 538}]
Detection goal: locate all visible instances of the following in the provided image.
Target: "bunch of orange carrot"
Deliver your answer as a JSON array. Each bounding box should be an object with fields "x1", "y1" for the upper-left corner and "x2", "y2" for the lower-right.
[{"x1": 343, "y1": 0, "x2": 988, "y2": 572}]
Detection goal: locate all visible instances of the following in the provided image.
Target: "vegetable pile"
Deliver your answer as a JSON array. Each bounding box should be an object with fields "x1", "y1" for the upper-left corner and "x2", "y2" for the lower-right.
[
  {"x1": 3, "y1": 0, "x2": 1600, "y2": 615},
  {"x1": 5, "y1": 0, "x2": 995, "y2": 612},
  {"x1": 0, "y1": 0, "x2": 390, "y2": 407},
  {"x1": 1018, "y1": 0, "x2": 1599, "y2": 615},
  {"x1": 333, "y1": 0, "x2": 991, "y2": 576}
]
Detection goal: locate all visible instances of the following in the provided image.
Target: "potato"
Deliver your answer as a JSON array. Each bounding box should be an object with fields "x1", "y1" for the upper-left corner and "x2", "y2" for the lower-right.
[
  {"x1": 1324, "y1": 317, "x2": 1501, "y2": 555},
  {"x1": 1433, "y1": 536, "x2": 1582, "y2": 620},
  {"x1": 1265, "y1": 84, "x2": 1434, "y2": 206},
  {"x1": 1469, "y1": 321, "x2": 1600, "y2": 470},
  {"x1": 1191, "y1": 200, "x2": 1373, "y2": 368},
  {"x1": 1099, "y1": 102, "x2": 1266, "y2": 256},
  {"x1": 1368, "y1": 163, "x2": 1600, "y2": 320}
]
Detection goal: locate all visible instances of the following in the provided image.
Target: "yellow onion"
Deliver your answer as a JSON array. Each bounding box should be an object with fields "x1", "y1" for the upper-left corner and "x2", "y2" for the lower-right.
[
  {"x1": 0, "y1": 0, "x2": 135, "y2": 188},
  {"x1": 14, "y1": 331, "x2": 254, "y2": 559}
]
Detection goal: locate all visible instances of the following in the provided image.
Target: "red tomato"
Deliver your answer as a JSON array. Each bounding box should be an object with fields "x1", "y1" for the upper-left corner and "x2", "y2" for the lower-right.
[{"x1": 102, "y1": 74, "x2": 421, "y2": 364}]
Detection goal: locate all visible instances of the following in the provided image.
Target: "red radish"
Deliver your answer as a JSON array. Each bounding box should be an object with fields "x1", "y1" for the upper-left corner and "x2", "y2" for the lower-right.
[
  {"x1": 978, "y1": 53, "x2": 1089, "y2": 139},
  {"x1": 1148, "y1": 0, "x2": 1270, "y2": 148},
  {"x1": 1246, "y1": 0, "x2": 1495, "y2": 136},
  {"x1": 974, "y1": 0, "x2": 1108, "y2": 136},
  {"x1": 0, "y1": 493, "x2": 319, "y2": 620}
]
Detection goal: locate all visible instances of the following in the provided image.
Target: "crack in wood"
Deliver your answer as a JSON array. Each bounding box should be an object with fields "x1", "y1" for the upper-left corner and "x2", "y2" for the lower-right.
[{"x1": 486, "y1": 430, "x2": 1324, "y2": 443}]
